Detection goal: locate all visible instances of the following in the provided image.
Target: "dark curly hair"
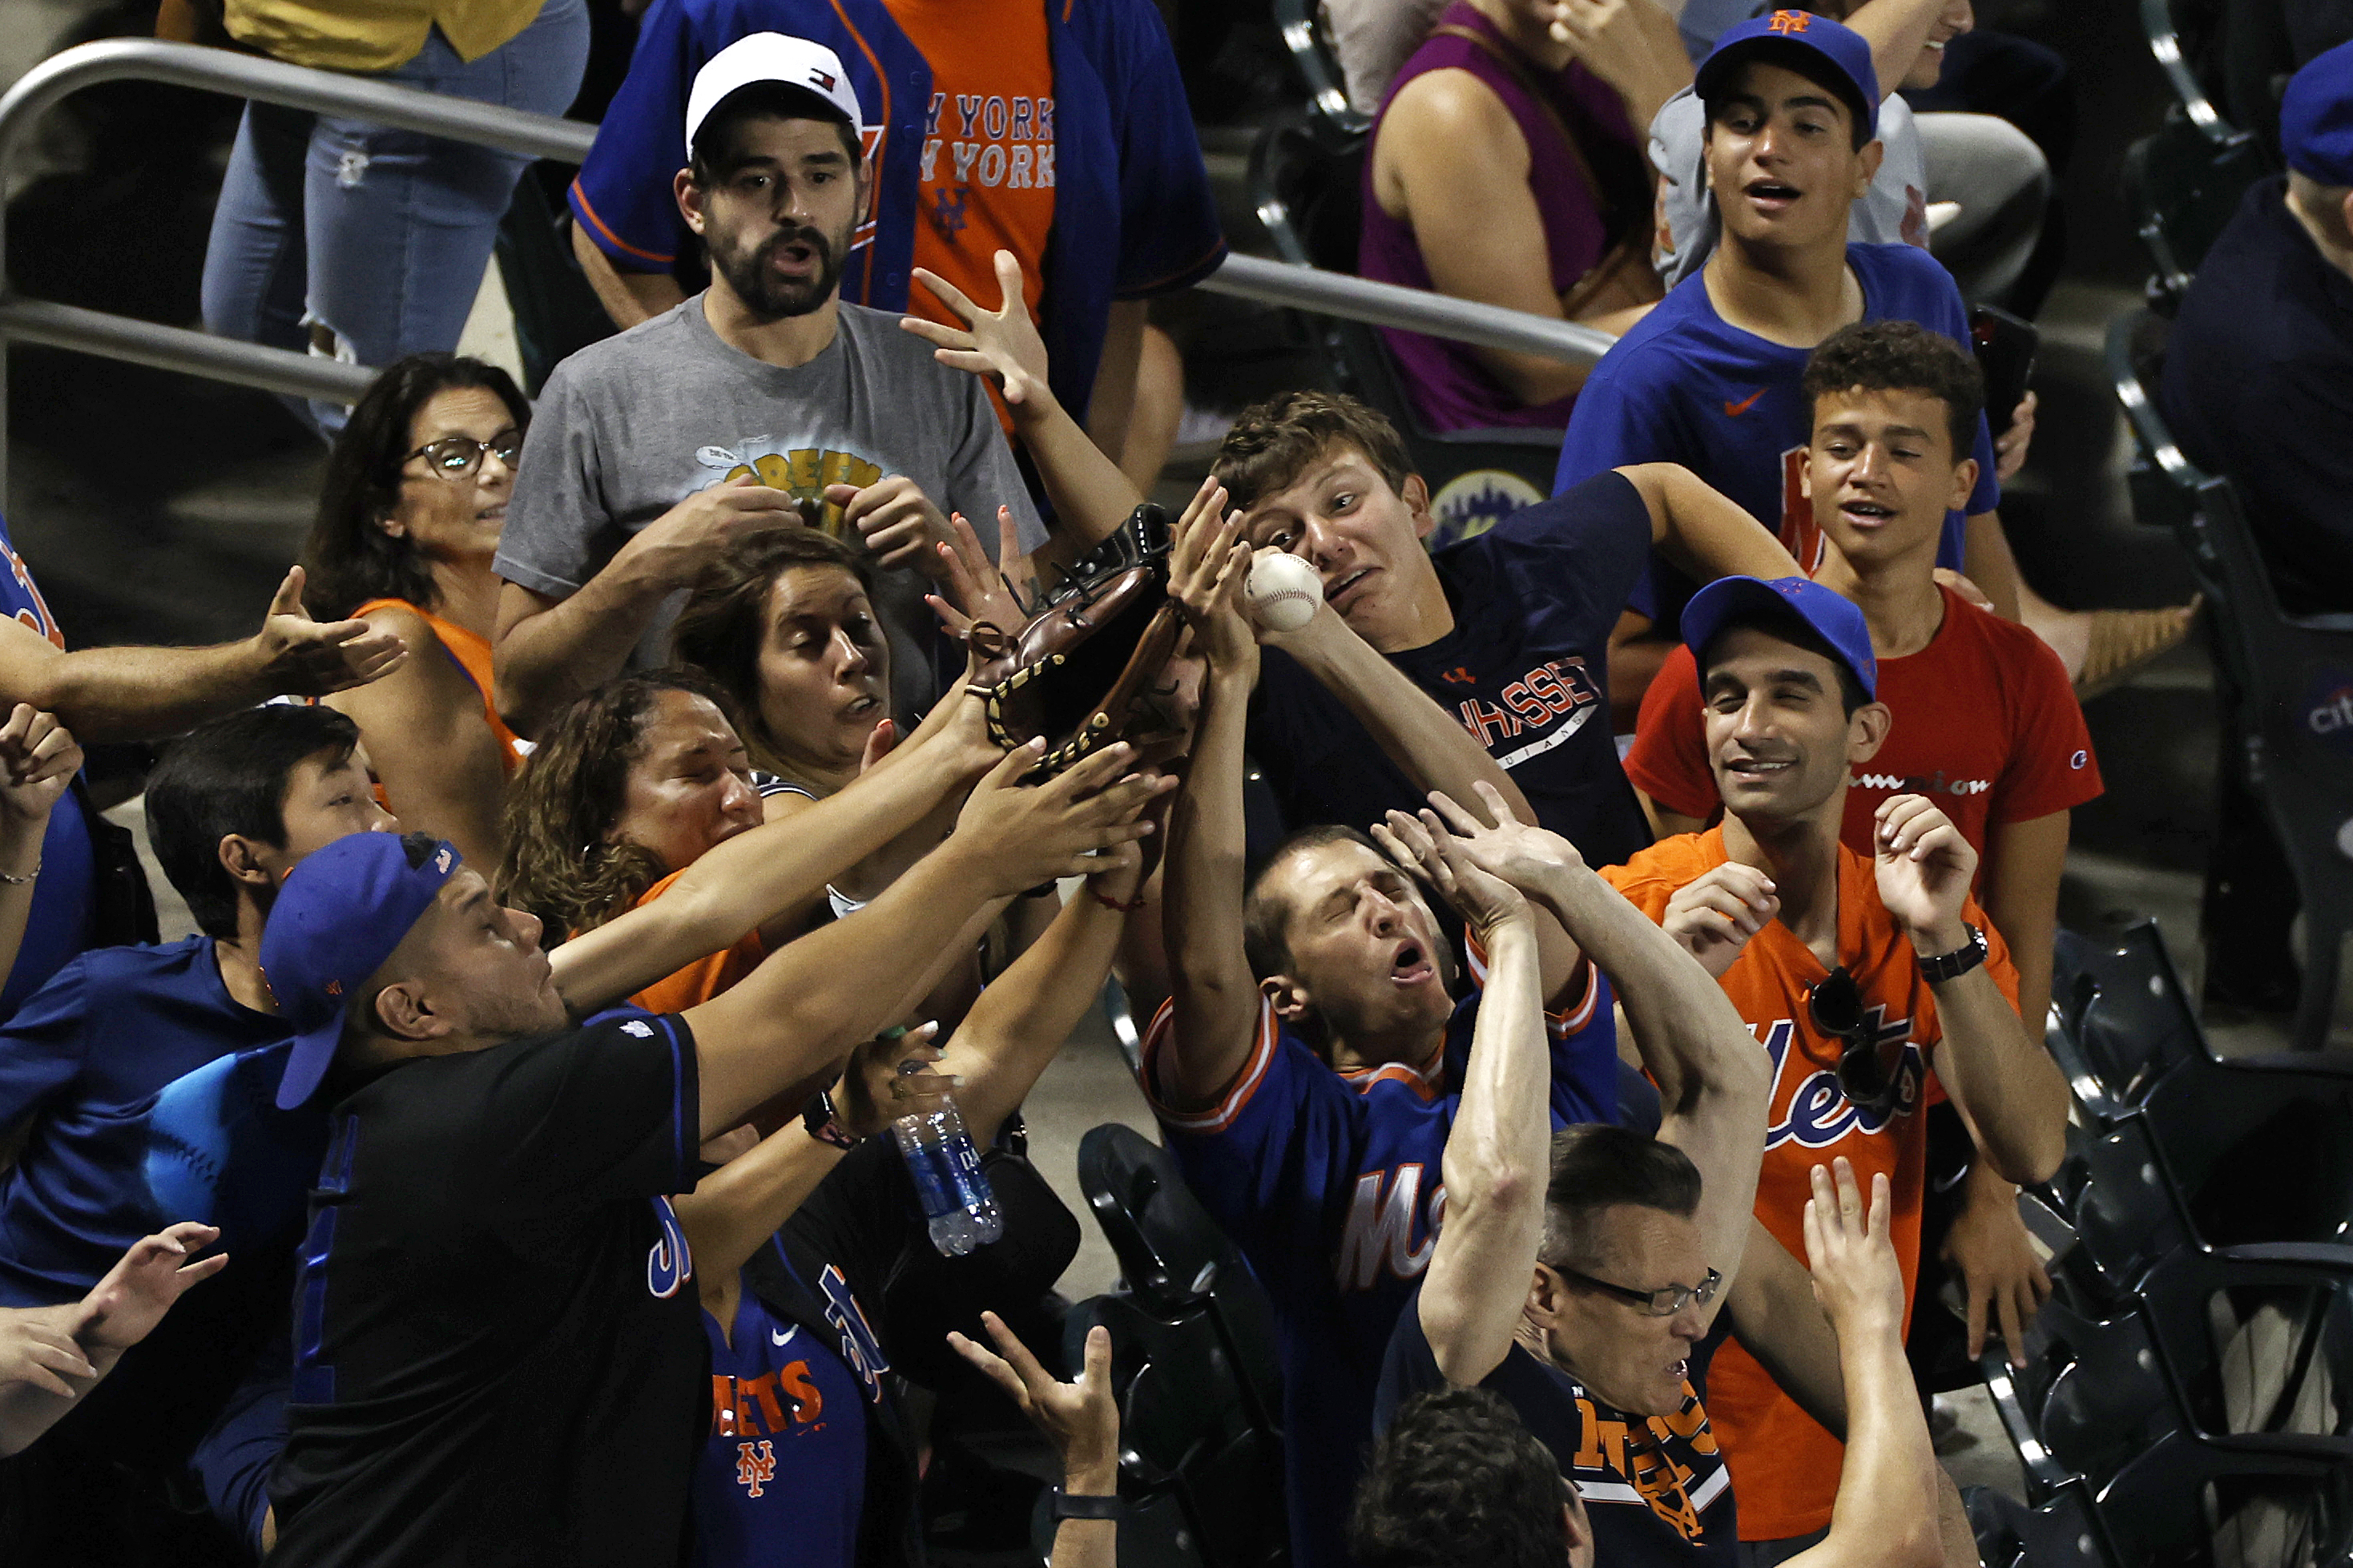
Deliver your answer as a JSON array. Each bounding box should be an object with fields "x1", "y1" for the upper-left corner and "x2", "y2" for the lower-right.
[
  {"x1": 671, "y1": 523, "x2": 883, "y2": 779},
  {"x1": 1352, "y1": 1388, "x2": 1570, "y2": 1568},
  {"x1": 1213, "y1": 390, "x2": 1416, "y2": 514},
  {"x1": 302, "y1": 353, "x2": 530, "y2": 620},
  {"x1": 494, "y1": 670, "x2": 743, "y2": 937},
  {"x1": 1799, "y1": 319, "x2": 1984, "y2": 460}
]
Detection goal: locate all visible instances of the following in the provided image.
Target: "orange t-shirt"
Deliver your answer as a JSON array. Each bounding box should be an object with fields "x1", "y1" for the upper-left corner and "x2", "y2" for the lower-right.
[
  {"x1": 352, "y1": 598, "x2": 528, "y2": 774},
  {"x1": 892, "y1": 0, "x2": 1057, "y2": 429},
  {"x1": 625, "y1": 869, "x2": 768, "y2": 1015},
  {"x1": 1601, "y1": 827, "x2": 2020, "y2": 1540}
]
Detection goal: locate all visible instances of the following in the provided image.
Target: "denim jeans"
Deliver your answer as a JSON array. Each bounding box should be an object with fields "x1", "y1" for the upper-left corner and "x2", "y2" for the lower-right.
[{"x1": 199, "y1": 0, "x2": 590, "y2": 436}]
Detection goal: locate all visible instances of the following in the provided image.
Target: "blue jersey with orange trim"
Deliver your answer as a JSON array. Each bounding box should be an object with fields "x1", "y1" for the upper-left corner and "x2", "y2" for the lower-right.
[
  {"x1": 0, "y1": 512, "x2": 96, "y2": 1021},
  {"x1": 570, "y1": 0, "x2": 1223, "y2": 425},
  {"x1": 1553, "y1": 242, "x2": 1996, "y2": 627},
  {"x1": 1141, "y1": 957, "x2": 1617, "y2": 1568}
]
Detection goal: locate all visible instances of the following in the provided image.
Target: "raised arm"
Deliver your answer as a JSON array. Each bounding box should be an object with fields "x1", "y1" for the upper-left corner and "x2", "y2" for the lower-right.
[
  {"x1": 1156, "y1": 498, "x2": 1267, "y2": 1111},
  {"x1": 1427, "y1": 784, "x2": 1772, "y2": 1309},
  {"x1": 1370, "y1": 811, "x2": 1550, "y2": 1387},
  {"x1": 0, "y1": 568, "x2": 402, "y2": 743},
  {"x1": 1615, "y1": 463, "x2": 1803, "y2": 585},
  {"x1": 682, "y1": 741, "x2": 1168, "y2": 1139},
  {"x1": 1786, "y1": 1160, "x2": 1943, "y2": 1568},
  {"x1": 1873, "y1": 795, "x2": 2067, "y2": 1184}
]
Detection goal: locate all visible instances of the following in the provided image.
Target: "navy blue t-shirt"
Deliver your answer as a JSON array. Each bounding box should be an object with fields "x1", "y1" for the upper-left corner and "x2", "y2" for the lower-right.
[
  {"x1": 1377, "y1": 1287, "x2": 1739, "y2": 1566},
  {"x1": 699, "y1": 1283, "x2": 868, "y2": 1568},
  {"x1": 1142, "y1": 957, "x2": 1617, "y2": 1568},
  {"x1": 0, "y1": 512, "x2": 97, "y2": 1021},
  {"x1": 1248, "y1": 472, "x2": 1654, "y2": 869},
  {"x1": 0, "y1": 937, "x2": 288, "y2": 1306},
  {"x1": 1554, "y1": 242, "x2": 1996, "y2": 627}
]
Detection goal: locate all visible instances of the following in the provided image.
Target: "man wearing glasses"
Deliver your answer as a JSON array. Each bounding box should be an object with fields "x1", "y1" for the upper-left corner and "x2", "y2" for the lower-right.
[{"x1": 1596, "y1": 574, "x2": 2066, "y2": 1562}]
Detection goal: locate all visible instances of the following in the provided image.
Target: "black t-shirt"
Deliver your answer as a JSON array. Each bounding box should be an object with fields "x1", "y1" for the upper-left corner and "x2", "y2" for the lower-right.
[
  {"x1": 1375, "y1": 1285, "x2": 1738, "y2": 1567},
  {"x1": 2159, "y1": 174, "x2": 2353, "y2": 615},
  {"x1": 1248, "y1": 474, "x2": 1654, "y2": 868},
  {"x1": 268, "y1": 1010, "x2": 706, "y2": 1567}
]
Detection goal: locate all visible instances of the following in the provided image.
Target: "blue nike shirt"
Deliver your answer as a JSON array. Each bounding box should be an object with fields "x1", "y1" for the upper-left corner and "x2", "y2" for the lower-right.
[
  {"x1": 0, "y1": 937, "x2": 288, "y2": 1305},
  {"x1": 1554, "y1": 242, "x2": 1996, "y2": 627},
  {"x1": 1140, "y1": 955, "x2": 1618, "y2": 1568},
  {"x1": 698, "y1": 1283, "x2": 868, "y2": 1568}
]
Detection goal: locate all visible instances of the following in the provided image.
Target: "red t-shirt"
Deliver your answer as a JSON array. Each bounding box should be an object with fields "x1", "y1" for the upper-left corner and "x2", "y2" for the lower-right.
[
  {"x1": 1602, "y1": 828, "x2": 2021, "y2": 1540},
  {"x1": 892, "y1": 0, "x2": 1058, "y2": 431},
  {"x1": 1624, "y1": 587, "x2": 2103, "y2": 868}
]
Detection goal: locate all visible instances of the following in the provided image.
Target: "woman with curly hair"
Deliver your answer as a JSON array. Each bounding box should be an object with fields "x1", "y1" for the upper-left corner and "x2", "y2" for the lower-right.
[{"x1": 300, "y1": 353, "x2": 529, "y2": 865}]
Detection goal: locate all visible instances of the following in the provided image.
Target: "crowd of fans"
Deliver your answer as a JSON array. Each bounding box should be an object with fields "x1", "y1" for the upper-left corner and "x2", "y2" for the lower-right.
[{"x1": 0, "y1": 1, "x2": 2347, "y2": 1565}]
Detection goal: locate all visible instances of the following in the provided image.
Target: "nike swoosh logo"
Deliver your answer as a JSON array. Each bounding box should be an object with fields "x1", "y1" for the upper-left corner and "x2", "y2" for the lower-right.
[
  {"x1": 770, "y1": 1326, "x2": 798, "y2": 1348},
  {"x1": 1722, "y1": 389, "x2": 1766, "y2": 417}
]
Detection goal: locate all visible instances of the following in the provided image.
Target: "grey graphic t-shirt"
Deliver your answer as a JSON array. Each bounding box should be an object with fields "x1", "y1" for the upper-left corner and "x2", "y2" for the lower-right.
[{"x1": 497, "y1": 296, "x2": 1046, "y2": 717}]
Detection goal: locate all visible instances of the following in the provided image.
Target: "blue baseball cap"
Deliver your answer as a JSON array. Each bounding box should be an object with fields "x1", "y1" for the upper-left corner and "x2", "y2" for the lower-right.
[
  {"x1": 1681, "y1": 575, "x2": 1878, "y2": 699},
  {"x1": 262, "y1": 832, "x2": 461, "y2": 1110},
  {"x1": 2281, "y1": 39, "x2": 2353, "y2": 187},
  {"x1": 1696, "y1": 10, "x2": 1880, "y2": 143}
]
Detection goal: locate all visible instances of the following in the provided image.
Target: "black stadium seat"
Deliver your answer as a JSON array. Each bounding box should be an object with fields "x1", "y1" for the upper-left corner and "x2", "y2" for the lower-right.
[
  {"x1": 2121, "y1": 106, "x2": 2271, "y2": 313},
  {"x1": 2108, "y1": 312, "x2": 2353, "y2": 1050},
  {"x1": 1247, "y1": 120, "x2": 1569, "y2": 550}
]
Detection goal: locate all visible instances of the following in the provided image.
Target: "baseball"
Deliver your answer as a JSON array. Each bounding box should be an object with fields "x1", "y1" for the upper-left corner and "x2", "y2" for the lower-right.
[{"x1": 1245, "y1": 551, "x2": 1323, "y2": 631}]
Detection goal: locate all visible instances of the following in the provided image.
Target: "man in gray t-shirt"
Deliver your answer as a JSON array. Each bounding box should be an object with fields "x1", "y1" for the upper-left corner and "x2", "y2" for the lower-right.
[{"x1": 492, "y1": 34, "x2": 1045, "y2": 734}]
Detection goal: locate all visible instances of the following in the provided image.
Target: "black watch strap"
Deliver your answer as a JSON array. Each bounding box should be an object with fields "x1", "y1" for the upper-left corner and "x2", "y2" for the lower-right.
[
  {"x1": 1052, "y1": 1487, "x2": 1122, "y2": 1521},
  {"x1": 802, "y1": 1090, "x2": 857, "y2": 1151},
  {"x1": 1916, "y1": 922, "x2": 1988, "y2": 984}
]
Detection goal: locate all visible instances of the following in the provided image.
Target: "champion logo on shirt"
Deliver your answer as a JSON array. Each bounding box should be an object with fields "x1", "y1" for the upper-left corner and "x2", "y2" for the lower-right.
[{"x1": 1852, "y1": 769, "x2": 1991, "y2": 797}]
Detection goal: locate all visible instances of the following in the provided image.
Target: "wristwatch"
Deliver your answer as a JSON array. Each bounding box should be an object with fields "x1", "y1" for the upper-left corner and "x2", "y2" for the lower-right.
[
  {"x1": 1050, "y1": 1486, "x2": 1122, "y2": 1521},
  {"x1": 1916, "y1": 922, "x2": 1989, "y2": 984},
  {"x1": 802, "y1": 1089, "x2": 859, "y2": 1151}
]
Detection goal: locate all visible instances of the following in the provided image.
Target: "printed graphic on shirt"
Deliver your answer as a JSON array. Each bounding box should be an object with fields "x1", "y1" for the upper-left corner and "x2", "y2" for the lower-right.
[
  {"x1": 1449, "y1": 657, "x2": 1606, "y2": 771},
  {"x1": 1851, "y1": 768, "x2": 1992, "y2": 799},
  {"x1": 694, "y1": 441, "x2": 885, "y2": 537},
  {"x1": 1755, "y1": 1009, "x2": 1927, "y2": 1151},
  {"x1": 818, "y1": 1263, "x2": 890, "y2": 1401},
  {"x1": 921, "y1": 91, "x2": 1058, "y2": 228},
  {"x1": 0, "y1": 536, "x2": 62, "y2": 648},
  {"x1": 1572, "y1": 1380, "x2": 1729, "y2": 1540},
  {"x1": 1772, "y1": 446, "x2": 1832, "y2": 575},
  {"x1": 711, "y1": 1356, "x2": 835, "y2": 1441},
  {"x1": 1335, "y1": 1163, "x2": 1448, "y2": 1292},
  {"x1": 647, "y1": 1195, "x2": 693, "y2": 1299}
]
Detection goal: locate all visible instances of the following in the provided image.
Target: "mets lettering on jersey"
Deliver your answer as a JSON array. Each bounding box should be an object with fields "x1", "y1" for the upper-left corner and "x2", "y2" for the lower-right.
[
  {"x1": 820, "y1": 1263, "x2": 890, "y2": 1401},
  {"x1": 1755, "y1": 1011, "x2": 1924, "y2": 1149},
  {"x1": 1574, "y1": 1381, "x2": 1727, "y2": 1541},
  {"x1": 922, "y1": 92, "x2": 1056, "y2": 195},
  {"x1": 712, "y1": 1360, "x2": 832, "y2": 1440},
  {"x1": 1336, "y1": 1163, "x2": 1448, "y2": 1292},
  {"x1": 1452, "y1": 657, "x2": 1604, "y2": 770},
  {"x1": 647, "y1": 1196, "x2": 693, "y2": 1299}
]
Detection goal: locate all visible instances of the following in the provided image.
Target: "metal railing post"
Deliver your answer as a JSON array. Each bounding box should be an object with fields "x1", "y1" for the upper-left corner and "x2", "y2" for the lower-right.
[{"x1": 0, "y1": 38, "x2": 1612, "y2": 510}]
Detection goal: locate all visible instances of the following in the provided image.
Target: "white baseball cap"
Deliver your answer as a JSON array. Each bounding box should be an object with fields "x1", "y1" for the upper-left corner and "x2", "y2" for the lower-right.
[{"x1": 685, "y1": 33, "x2": 867, "y2": 158}]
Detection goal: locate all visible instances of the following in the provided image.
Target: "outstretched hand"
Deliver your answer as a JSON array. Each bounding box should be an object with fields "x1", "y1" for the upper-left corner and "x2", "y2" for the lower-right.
[
  {"x1": 1802, "y1": 1158, "x2": 1904, "y2": 1336},
  {"x1": 1420, "y1": 782, "x2": 1585, "y2": 893},
  {"x1": 901, "y1": 252, "x2": 1054, "y2": 415},
  {"x1": 1166, "y1": 477, "x2": 1254, "y2": 675},
  {"x1": 72, "y1": 1223, "x2": 227, "y2": 1354},
  {"x1": 926, "y1": 506, "x2": 1037, "y2": 644},
  {"x1": 0, "y1": 705, "x2": 80, "y2": 824},
  {"x1": 1372, "y1": 807, "x2": 1528, "y2": 938},
  {"x1": 948, "y1": 1311, "x2": 1119, "y2": 1488},
  {"x1": 953, "y1": 740, "x2": 1173, "y2": 894},
  {"x1": 252, "y1": 566, "x2": 406, "y2": 697}
]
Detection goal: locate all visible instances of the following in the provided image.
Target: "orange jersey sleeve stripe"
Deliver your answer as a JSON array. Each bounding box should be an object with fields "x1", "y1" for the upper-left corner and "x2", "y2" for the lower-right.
[
  {"x1": 1139, "y1": 994, "x2": 1280, "y2": 1135},
  {"x1": 570, "y1": 179, "x2": 674, "y2": 265}
]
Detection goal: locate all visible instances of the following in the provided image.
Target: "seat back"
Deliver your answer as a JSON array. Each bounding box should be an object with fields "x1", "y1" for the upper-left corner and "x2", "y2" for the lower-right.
[
  {"x1": 2055, "y1": 1119, "x2": 2197, "y2": 1303},
  {"x1": 2121, "y1": 105, "x2": 2270, "y2": 312},
  {"x1": 2137, "y1": 0, "x2": 2234, "y2": 140},
  {"x1": 1270, "y1": 0, "x2": 1371, "y2": 140},
  {"x1": 1964, "y1": 1481, "x2": 2121, "y2": 1568},
  {"x1": 2142, "y1": 1056, "x2": 2353, "y2": 1250},
  {"x1": 2050, "y1": 921, "x2": 2206, "y2": 1117},
  {"x1": 2140, "y1": 1244, "x2": 2353, "y2": 1454},
  {"x1": 2001, "y1": 1292, "x2": 2185, "y2": 1490},
  {"x1": 2108, "y1": 309, "x2": 2353, "y2": 1050},
  {"x1": 1247, "y1": 121, "x2": 1568, "y2": 548},
  {"x1": 2093, "y1": 1429, "x2": 2353, "y2": 1567}
]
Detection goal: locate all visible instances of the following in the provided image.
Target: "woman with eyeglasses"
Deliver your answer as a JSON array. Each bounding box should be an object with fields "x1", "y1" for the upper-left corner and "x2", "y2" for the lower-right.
[{"x1": 300, "y1": 353, "x2": 530, "y2": 865}]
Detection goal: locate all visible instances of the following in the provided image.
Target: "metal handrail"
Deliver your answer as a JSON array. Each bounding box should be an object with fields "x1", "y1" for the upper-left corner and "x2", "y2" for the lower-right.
[{"x1": 0, "y1": 37, "x2": 1610, "y2": 501}]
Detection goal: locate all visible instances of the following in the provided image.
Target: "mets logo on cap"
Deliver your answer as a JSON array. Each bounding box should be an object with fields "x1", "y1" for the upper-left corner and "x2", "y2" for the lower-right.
[{"x1": 1767, "y1": 10, "x2": 1811, "y2": 32}]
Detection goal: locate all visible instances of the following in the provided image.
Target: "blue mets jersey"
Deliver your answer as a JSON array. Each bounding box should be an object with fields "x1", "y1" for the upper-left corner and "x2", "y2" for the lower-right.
[
  {"x1": 1553, "y1": 242, "x2": 1996, "y2": 627},
  {"x1": 1141, "y1": 955, "x2": 1617, "y2": 1568},
  {"x1": 0, "y1": 513, "x2": 96, "y2": 1021}
]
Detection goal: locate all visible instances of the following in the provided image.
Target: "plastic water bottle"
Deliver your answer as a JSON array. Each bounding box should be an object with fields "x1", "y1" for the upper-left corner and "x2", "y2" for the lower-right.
[{"x1": 892, "y1": 1096, "x2": 1005, "y2": 1256}]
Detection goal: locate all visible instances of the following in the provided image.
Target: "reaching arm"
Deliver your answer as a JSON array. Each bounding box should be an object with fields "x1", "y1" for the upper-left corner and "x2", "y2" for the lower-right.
[
  {"x1": 325, "y1": 609, "x2": 507, "y2": 865},
  {"x1": 0, "y1": 1224, "x2": 226, "y2": 1457},
  {"x1": 950, "y1": 1313, "x2": 1121, "y2": 1568},
  {"x1": 1426, "y1": 785, "x2": 1771, "y2": 1310},
  {"x1": 1370, "y1": 812, "x2": 1550, "y2": 1387},
  {"x1": 1874, "y1": 796, "x2": 2067, "y2": 1184},
  {"x1": 1617, "y1": 463, "x2": 1803, "y2": 585},
  {"x1": 491, "y1": 474, "x2": 801, "y2": 736},
  {"x1": 0, "y1": 568, "x2": 403, "y2": 744},
  {"x1": 570, "y1": 220, "x2": 685, "y2": 329},
  {"x1": 1785, "y1": 1162, "x2": 1943, "y2": 1568},
  {"x1": 549, "y1": 695, "x2": 997, "y2": 1013},
  {"x1": 1265, "y1": 603, "x2": 1586, "y2": 1006},
  {"x1": 681, "y1": 742, "x2": 1167, "y2": 1139},
  {"x1": 1838, "y1": 0, "x2": 1948, "y2": 101}
]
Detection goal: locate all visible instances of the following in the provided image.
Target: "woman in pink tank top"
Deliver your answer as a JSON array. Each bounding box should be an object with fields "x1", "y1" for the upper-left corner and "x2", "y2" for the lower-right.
[{"x1": 1363, "y1": 0, "x2": 1686, "y2": 432}]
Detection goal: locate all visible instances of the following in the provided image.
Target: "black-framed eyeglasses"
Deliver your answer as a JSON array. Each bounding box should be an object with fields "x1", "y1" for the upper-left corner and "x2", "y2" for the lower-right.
[
  {"x1": 402, "y1": 429, "x2": 522, "y2": 480},
  {"x1": 1809, "y1": 965, "x2": 1893, "y2": 1109},
  {"x1": 1554, "y1": 1264, "x2": 1722, "y2": 1318}
]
